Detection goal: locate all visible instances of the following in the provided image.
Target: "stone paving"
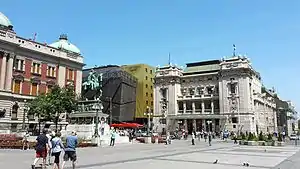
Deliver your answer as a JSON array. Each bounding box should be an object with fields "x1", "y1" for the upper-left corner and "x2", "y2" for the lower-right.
[{"x1": 0, "y1": 140, "x2": 299, "y2": 169}]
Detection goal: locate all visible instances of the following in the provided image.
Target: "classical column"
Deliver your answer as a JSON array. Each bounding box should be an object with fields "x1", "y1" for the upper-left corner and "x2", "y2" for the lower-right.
[
  {"x1": 201, "y1": 101, "x2": 205, "y2": 114},
  {"x1": 5, "y1": 53, "x2": 14, "y2": 91},
  {"x1": 58, "y1": 66, "x2": 66, "y2": 87},
  {"x1": 192, "y1": 102, "x2": 195, "y2": 114},
  {"x1": 183, "y1": 102, "x2": 186, "y2": 114},
  {"x1": 211, "y1": 101, "x2": 214, "y2": 114},
  {"x1": 202, "y1": 119, "x2": 206, "y2": 131},
  {"x1": 184, "y1": 119, "x2": 188, "y2": 131},
  {"x1": 0, "y1": 54, "x2": 7, "y2": 90},
  {"x1": 75, "y1": 70, "x2": 82, "y2": 95},
  {"x1": 193, "y1": 119, "x2": 196, "y2": 131}
]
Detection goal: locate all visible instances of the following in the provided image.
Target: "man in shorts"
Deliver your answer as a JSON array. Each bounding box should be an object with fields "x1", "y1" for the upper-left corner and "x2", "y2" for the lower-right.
[
  {"x1": 32, "y1": 129, "x2": 49, "y2": 169},
  {"x1": 62, "y1": 131, "x2": 78, "y2": 169}
]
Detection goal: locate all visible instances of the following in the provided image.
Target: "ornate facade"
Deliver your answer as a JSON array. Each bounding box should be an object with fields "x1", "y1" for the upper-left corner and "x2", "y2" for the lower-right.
[
  {"x1": 0, "y1": 12, "x2": 84, "y2": 133},
  {"x1": 154, "y1": 56, "x2": 277, "y2": 134}
]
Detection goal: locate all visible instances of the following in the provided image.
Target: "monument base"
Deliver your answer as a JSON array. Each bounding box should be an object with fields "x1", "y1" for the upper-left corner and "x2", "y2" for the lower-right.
[{"x1": 144, "y1": 137, "x2": 152, "y2": 144}]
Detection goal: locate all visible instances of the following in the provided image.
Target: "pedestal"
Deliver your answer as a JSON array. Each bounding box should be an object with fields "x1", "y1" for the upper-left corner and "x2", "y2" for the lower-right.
[
  {"x1": 92, "y1": 136, "x2": 101, "y2": 146},
  {"x1": 144, "y1": 136, "x2": 152, "y2": 144}
]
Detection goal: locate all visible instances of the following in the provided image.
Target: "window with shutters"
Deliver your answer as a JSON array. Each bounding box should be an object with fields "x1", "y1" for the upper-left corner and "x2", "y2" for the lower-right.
[
  {"x1": 31, "y1": 83, "x2": 38, "y2": 96},
  {"x1": 14, "y1": 59, "x2": 25, "y2": 72},
  {"x1": 13, "y1": 80, "x2": 21, "y2": 94},
  {"x1": 31, "y1": 62, "x2": 41, "y2": 75},
  {"x1": 47, "y1": 66, "x2": 56, "y2": 78}
]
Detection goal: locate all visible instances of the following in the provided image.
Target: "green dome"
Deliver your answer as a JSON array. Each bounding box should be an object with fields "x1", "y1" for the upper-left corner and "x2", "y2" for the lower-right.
[
  {"x1": 0, "y1": 12, "x2": 13, "y2": 27},
  {"x1": 49, "y1": 34, "x2": 80, "y2": 54}
]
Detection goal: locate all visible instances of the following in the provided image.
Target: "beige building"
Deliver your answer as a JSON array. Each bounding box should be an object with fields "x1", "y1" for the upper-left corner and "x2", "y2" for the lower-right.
[
  {"x1": 154, "y1": 55, "x2": 277, "y2": 134},
  {"x1": 0, "y1": 12, "x2": 84, "y2": 133}
]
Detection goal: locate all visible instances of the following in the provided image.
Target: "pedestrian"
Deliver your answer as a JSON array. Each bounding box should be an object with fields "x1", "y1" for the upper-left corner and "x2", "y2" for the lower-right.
[
  {"x1": 208, "y1": 132, "x2": 212, "y2": 146},
  {"x1": 22, "y1": 131, "x2": 30, "y2": 150},
  {"x1": 192, "y1": 132, "x2": 195, "y2": 145},
  {"x1": 110, "y1": 128, "x2": 116, "y2": 146},
  {"x1": 32, "y1": 129, "x2": 50, "y2": 169},
  {"x1": 204, "y1": 132, "x2": 207, "y2": 142},
  {"x1": 46, "y1": 129, "x2": 54, "y2": 166},
  {"x1": 62, "y1": 131, "x2": 78, "y2": 169},
  {"x1": 234, "y1": 133, "x2": 238, "y2": 144},
  {"x1": 51, "y1": 132, "x2": 64, "y2": 169}
]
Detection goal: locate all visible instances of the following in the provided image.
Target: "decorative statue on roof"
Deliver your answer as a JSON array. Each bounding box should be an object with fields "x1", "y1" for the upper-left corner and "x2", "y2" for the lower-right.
[{"x1": 82, "y1": 69, "x2": 103, "y2": 96}]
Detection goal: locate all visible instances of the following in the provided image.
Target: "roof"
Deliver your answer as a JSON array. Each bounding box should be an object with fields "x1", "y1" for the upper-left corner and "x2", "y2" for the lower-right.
[
  {"x1": 0, "y1": 12, "x2": 12, "y2": 27},
  {"x1": 49, "y1": 34, "x2": 80, "y2": 54},
  {"x1": 184, "y1": 60, "x2": 220, "y2": 73}
]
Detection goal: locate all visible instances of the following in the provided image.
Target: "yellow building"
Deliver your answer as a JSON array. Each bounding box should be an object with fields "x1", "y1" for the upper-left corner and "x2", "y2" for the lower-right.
[{"x1": 122, "y1": 64, "x2": 155, "y2": 123}]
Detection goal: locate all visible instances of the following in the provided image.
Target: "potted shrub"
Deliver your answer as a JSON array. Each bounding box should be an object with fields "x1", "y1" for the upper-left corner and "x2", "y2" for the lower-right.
[
  {"x1": 277, "y1": 134, "x2": 284, "y2": 146},
  {"x1": 258, "y1": 131, "x2": 266, "y2": 146},
  {"x1": 247, "y1": 132, "x2": 258, "y2": 146}
]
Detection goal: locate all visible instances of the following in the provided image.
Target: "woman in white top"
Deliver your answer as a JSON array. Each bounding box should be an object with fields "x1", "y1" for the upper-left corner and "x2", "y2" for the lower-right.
[{"x1": 51, "y1": 132, "x2": 65, "y2": 169}]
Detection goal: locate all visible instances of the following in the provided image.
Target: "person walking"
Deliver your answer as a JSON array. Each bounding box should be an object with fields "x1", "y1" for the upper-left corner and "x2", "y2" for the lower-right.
[
  {"x1": 204, "y1": 132, "x2": 208, "y2": 142},
  {"x1": 32, "y1": 129, "x2": 50, "y2": 169},
  {"x1": 62, "y1": 131, "x2": 78, "y2": 169},
  {"x1": 191, "y1": 132, "x2": 195, "y2": 145},
  {"x1": 51, "y1": 132, "x2": 64, "y2": 169},
  {"x1": 208, "y1": 132, "x2": 212, "y2": 146},
  {"x1": 22, "y1": 131, "x2": 30, "y2": 150},
  {"x1": 110, "y1": 129, "x2": 116, "y2": 146},
  {"x1": 46, "y1": 129, "x2": 54, "y2": 166}
]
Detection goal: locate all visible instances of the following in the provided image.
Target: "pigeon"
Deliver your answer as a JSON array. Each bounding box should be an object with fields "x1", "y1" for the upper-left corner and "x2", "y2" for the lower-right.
[
  {"x1": 264, "y1": 149, "x2": 267, "y2": 152},
  {"x1": 243, "y1": 162, "x2": 249, "y2": 166},
  {"x1": 213, "y1": 159, "x2": 218, "y2": 164}
]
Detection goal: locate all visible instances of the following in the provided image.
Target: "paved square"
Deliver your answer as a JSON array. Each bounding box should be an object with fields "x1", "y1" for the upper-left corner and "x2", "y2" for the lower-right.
[{"x1": 0, "y1": 140, "x2": 299, "y2": 169}]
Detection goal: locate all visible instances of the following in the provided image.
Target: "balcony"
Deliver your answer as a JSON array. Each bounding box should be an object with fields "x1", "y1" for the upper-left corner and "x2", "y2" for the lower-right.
[
  {"x1": 194, "y1": 109, "x2": 202, "y2": 114},
  {"x1": 186, "y1": 110, "x2": 192, "y2": 114},
  {"x1": 178, "y1": 110, "x2": 183, "y2": 114}
]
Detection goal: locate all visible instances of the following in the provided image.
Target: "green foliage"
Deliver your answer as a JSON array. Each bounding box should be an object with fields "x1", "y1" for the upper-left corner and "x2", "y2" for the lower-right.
[
  {"x1": 267, "y1": 133, "x2": 273, "y2": 141},
  {"x1": 278, "y1": 133, "x2": 283, "y2": 142},
  {"x1": 247, "y1": 132, "x2": 257, "y2": 141},
  {"x1": 258, "y1": 131, "x2": 265, "y2": 141},
  {"x1": 241, "y1": 132, "x2": 246, "y2": 140},
  {"x1": 27, "y1": 85, "x2": 77, "y2": 129}
]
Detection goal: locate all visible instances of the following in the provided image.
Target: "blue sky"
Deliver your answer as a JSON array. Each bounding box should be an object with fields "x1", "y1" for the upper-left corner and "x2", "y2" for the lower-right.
[{"x1": 1, "y1": 1, "x2": 299, "y2": 111}]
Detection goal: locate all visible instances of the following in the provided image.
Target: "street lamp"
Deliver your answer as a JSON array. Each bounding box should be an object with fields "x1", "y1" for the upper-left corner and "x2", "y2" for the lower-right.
[
  {"x1": 207, "y1": 120, "x2": 212, "y2": 132},
  {"x1": 144, "y1": 106, "x2": 153, "y2": 136},
  {"x1": 22, "y1": 100, "x2": 28, "y2": 130},
  {"x1": 92, "y1": 98, "x2": 102, "y2": 137}
]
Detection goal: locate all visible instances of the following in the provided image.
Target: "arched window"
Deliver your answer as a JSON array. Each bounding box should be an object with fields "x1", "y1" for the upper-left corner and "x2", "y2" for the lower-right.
[{"x1": 11, "y1": 102, "x2": 19, "y2": 120}]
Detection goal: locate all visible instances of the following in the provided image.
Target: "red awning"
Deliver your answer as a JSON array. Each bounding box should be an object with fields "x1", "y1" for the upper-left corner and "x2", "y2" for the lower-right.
[{"x1": 110, "y1": 123, "x2": 143, "y2": 128}]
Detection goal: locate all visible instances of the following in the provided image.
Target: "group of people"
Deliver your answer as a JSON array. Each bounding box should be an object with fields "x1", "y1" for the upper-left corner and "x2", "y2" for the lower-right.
[
  {"x1": 192, "y1": 131, "x2": 213, "y2": 146},
  {"x1": 32, "y1": 129, "x2": 78, "y2": 169}
]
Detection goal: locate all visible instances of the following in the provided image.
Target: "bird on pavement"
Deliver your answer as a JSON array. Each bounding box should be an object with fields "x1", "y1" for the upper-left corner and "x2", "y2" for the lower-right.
[{"x1": 213, "y1": 159, "x2": 218, "y2": 164}]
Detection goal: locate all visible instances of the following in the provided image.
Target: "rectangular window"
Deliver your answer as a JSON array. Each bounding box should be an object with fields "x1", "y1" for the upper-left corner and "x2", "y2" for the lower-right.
[
  {"x1": 230, "y1": 84, "x2": 236, "y2": 94},
  {"x1": 31, "y1": 62, "x2": 41, "y2": 74},
  {"x1": 146, "y1": 92, "x2": 148, "y2": 97},
  {"x1": 13, "y1": 80, "x2": 21, "y2": 94},
  {"x1": 145, "y1": 84, "x2": 148, "y2": 88},
  {"x1": 68, "y1": 69, "x2": 75, "y2": 81},
  {"x1": 146, "y1": 100, "x2": 148, "y2": 105},
  {"x1": 145, "y1": 76, "x2": 148, "y2": 80},
  {"x1": 14, "y1": 59, "x2": 25, "y2": 71},
  {"x1": 31, "y1": 83, "x2": 38, "y2": 96},
  {"x1": 151, "y1": 101, "x2": 153, "y2": 106},
  {"x1": 150, "y1": 70, "x2": 152, "y2": 74},
  {"x1": 150, "y1": 93, "x2": 153, "y2": 97},
  {"x1": 232, "y1": 117, "x2": 238, "y2": 123},
  {"x1": 145, "y1": 68, "x2": 148, "y2": 72},
  {"x1": 47, "y1": 66, "x2": 56, "y2": 77}
]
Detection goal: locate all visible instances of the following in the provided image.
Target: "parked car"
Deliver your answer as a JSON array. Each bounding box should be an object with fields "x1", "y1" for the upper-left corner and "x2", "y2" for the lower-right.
[{"x1": 289, "y1": 134, "x2": 299, "y2": 140}]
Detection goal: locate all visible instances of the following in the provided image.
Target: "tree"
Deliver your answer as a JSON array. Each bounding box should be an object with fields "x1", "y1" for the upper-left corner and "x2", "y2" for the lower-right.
[
  {"x1": 47, "y1": 85, "x2": 77, "y2": 130},
  {"x1": 27, "y1": 94, "x2": 52, "y2": 134},
  {"x1": 28, "y1": 85, "x2": 77, "y2": 132}
]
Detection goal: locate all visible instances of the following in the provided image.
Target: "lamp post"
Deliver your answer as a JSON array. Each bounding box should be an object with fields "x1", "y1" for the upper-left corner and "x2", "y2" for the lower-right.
[
  {"x1": 207, "y1": 120, "x2": 212, "y2": 132},
  {"x1": 144, "y1": 106, "x2": 153, "y2": 136},
  {"x1": 22, "y1": 100, "x2": 28, "y2": 130}
]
